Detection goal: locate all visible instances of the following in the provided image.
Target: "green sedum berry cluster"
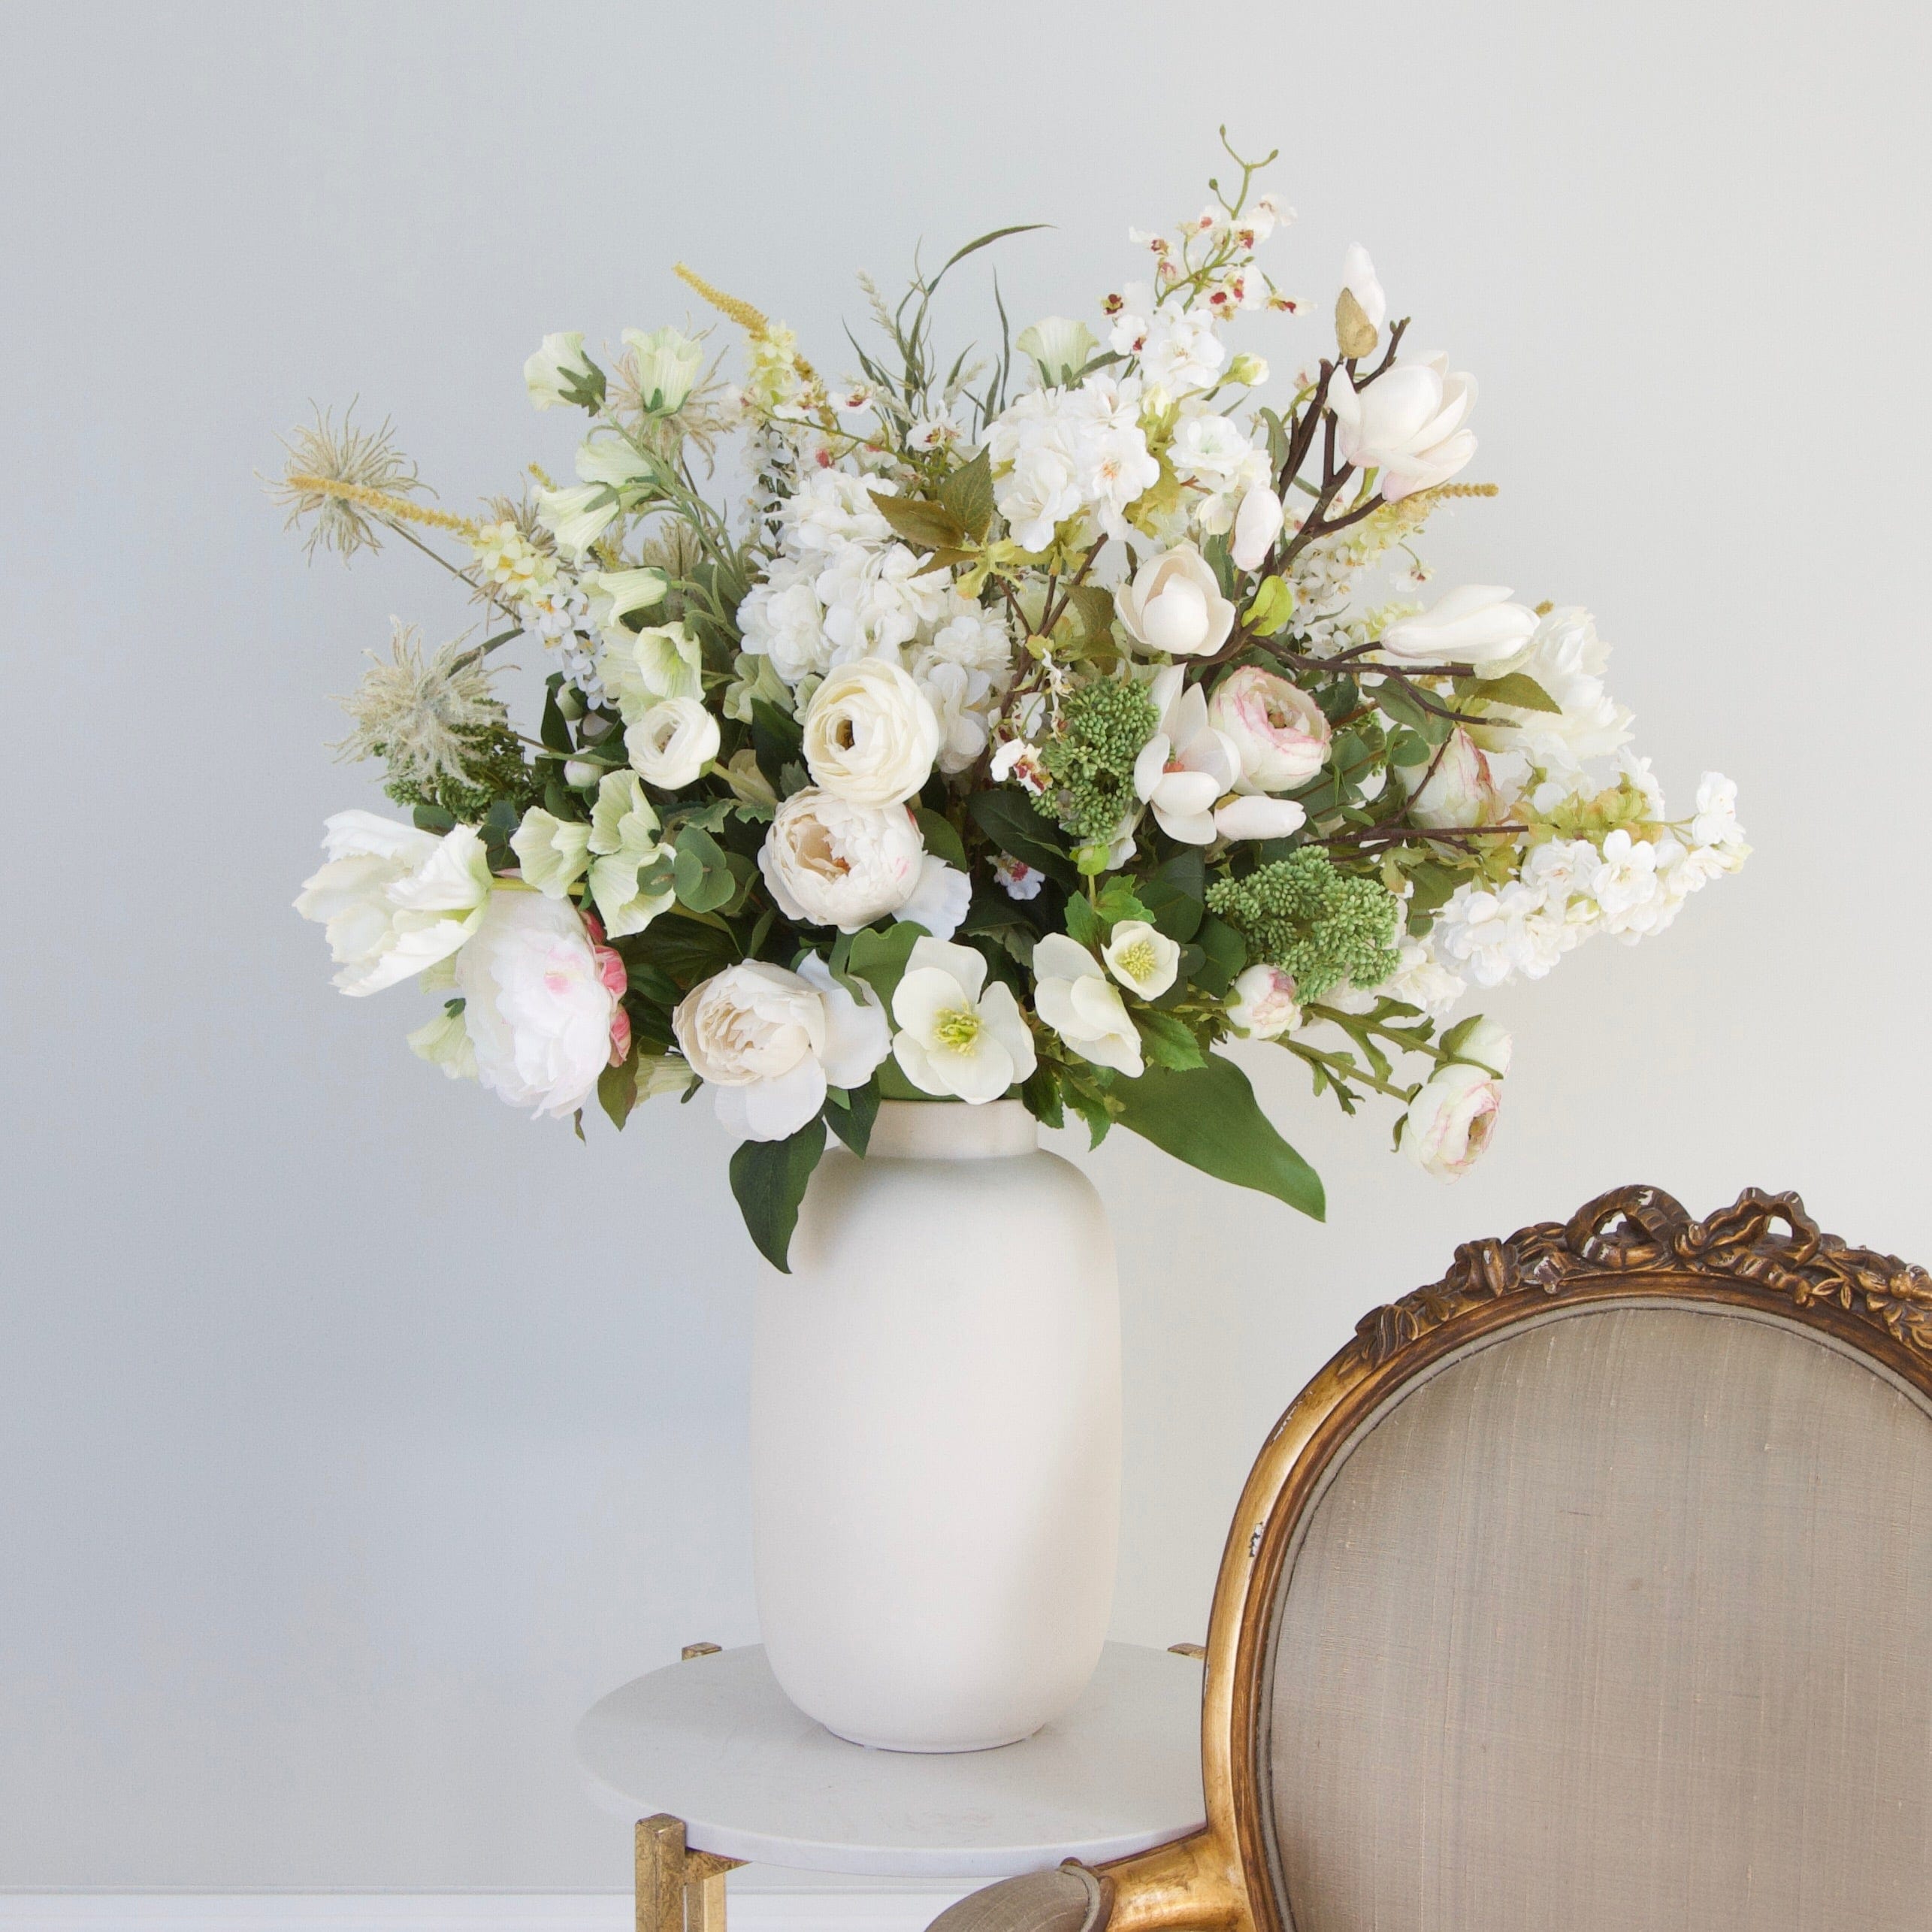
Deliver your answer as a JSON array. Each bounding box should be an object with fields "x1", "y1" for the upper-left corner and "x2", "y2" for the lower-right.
[
  {"x1": 1207, "y1": 848, "x2": 1402, "y2": 1002},
  {"x1": 1034, "y1": 680, "x2": 1160, "y2": 842}
]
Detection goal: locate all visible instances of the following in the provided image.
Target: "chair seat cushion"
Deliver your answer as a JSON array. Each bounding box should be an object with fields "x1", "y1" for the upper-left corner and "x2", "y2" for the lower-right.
[{"x1": 927, "y1": 1861, "x2": 1111, "y2": 1932}]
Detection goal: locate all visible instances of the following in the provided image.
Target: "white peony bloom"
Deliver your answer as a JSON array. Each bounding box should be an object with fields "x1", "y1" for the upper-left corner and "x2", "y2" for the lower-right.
[
  {"x1": 1380, "y1": 585, "x2": 1538, "y2": 666},
  {"x1": 295, "y1": 812, "x2": 493, "y2": 997},
  {"x1": 1033, "y1": 933, "x2": 1144, "y2": 1077},
  {"x1": 738, "y1": 558, "x2": 831, "y2": 685},
  {"x1": 1340, "y1": 244, "x2": 1388, "y2": 332},
  {"x1": 1328, "y1": 351, "x2": 1477, "y2": 502},
  {"x1": 890, "y1": 938, "x2": 1038, "y2": 1102},
  {"x1": 673, "y1": 957, "x2": 889, "y2": 1142},
  {"x1": 1134, "y1": 664, "x2": 1241, "y2": 845},
  {"x1": 510, "y1": 808, "x2": 592, "y2": 898},
  {"x1": 1209, "y1": 666, "x2": 1331, "y2": 791},
  {"x1": 525, "y1": 331, "x2": 599, "y2": 410},
  {"x1": 1226, "y1": 963, "x2": 1303, "y2": 1039},
  {"x1": 1115, "y1": 544, "x2": 1236, "y2": 658},
  {"x1": 622, "y1": 325, "x2": 703, "y2": 414},
  {"x1": 801, "y1": 658, "x2": 942, "y2": 806},
  {"x1": 455, "y1": 890, "x2": 621, "y2": 1118},
  {"x1": 896, "y1": 854, "x2": 972, "y2": 942},
  {"x1": 1102, "y1": 920, "x2": 1181, "y2": 999},
  {"x1": 1401, "y1": 726, "x2": 1511, "y2": 829},
  {"x1": 1229, "y1": 483, "x2": 1285, "y2": 572},
  {"x1": 586, "y1": 772, "x2": 676, "y2": 938},
  {"x1": 626, "y1": 696, "x2": 721, "y2": 791},
  {"x1": 757, "y1": 788, "x2": 926, "y2": 933},
  {"x1": 1402, "y1": 1062, "x2": 1502, "y2": 1181}
]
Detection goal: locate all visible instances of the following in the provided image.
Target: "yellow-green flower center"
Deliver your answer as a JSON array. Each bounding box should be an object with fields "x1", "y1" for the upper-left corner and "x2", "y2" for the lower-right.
[
  {"x1": 1117, "y1": 937, "x2": 1159, "y2": 983},
  {"x1": 933, "y1": 1005, "x2": 983, "y2": 1051}
]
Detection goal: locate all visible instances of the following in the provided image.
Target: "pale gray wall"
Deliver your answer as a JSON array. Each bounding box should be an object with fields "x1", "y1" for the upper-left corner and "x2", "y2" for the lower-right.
[{"x1": 2, "y1": 0, "x2": 1925, "y2": 1892}]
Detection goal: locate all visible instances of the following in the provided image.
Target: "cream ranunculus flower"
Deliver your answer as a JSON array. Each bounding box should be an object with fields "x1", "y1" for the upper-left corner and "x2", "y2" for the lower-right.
[
  {"x1": 295, "y1": 811, "x2": 492, "y2": 997},
  {"x1": 1327, "y1": 351, "x2": 1477, "y2": 502},
  {"x1": 1114, "y1": 543, "x2": 1236, "y2": 658},
  {"x1": 510, "y1": 808, "x2": 592, "y2": 898},
  {"x1": 1380, "y1": 585, "x2": 1537, "y2": 666},
  {"x1": 1102, "y1": 920, "x2": 1181, "y2": 999},
  {"x1": 1229, "y1": 483, "x2": 1285, "y2": 573},
  {"x1": 890, "y1": 938, "x2": 1039, "y2": 1102},
  {"x1": 800, "y1": 658, "x2": 942, "y2": 806},
  {"x1": 525, "y1": 331, "x2": 600, "y2": 410},
  {"x1": 1208, "y1": 665, "x2": 1331, "y2": 791},
  {"x1": 1032, "y1": 933, "x2": 1143, "y2": 1077},
  {"x1": 757, "y1": 788, "x2": 926, "y2": 933},
  {"x1": 623, "y1": 326, "x2": 703, "y2": 414},
  {"x1": 673, "y1": 957, "x2": 890, "y2": 1142},
  {"x1": 455, "y1": 890, "x2": 620, "y2": 1118},
  {"x1": 1225, "y1": 963, "x2": 1302, "y2": 1039},
  {"x1": 586, "y1": 771, "x2": 676, "y2": 937},
  {"x1": 627, "y1": 696, "x2": 721, "y2": 791},
  {"x1": 1401, "y1": 1060, "x2": 1503, "y2": 1181}
]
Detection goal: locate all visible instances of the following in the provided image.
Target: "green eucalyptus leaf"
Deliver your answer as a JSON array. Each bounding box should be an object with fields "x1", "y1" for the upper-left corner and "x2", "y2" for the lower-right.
[{"x1": 672, "y1": 827, "x2": 735, "y2": 912}]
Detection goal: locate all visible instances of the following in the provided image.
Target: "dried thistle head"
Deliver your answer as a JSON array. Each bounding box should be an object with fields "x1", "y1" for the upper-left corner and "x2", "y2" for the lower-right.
[
  {"x1": 634, "y1": 516, "x2": 706, "y2": 581},
  {"x1": 273, "y1": 407, "x2": 424, "y2": 561},
  {"x1": 334, "y1": 620, "x2": 509, "y2": 793}
]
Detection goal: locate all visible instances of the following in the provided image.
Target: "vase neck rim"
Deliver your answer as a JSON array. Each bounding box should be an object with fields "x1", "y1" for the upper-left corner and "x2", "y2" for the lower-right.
[{"x1": 866, "y1": 1099, "x2": 1039, "y2": 1160}]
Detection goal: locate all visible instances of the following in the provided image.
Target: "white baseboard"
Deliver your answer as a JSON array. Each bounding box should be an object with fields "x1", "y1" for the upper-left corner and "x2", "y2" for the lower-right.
[{"x1": 0, "y1": 1885, "x2": 970, "y2": 1932}]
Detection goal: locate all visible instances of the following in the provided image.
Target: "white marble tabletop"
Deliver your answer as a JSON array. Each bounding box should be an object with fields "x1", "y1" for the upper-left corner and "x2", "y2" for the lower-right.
[{"x1": 574, "y1": 1640, "x2": 1207, "y2": 1878}]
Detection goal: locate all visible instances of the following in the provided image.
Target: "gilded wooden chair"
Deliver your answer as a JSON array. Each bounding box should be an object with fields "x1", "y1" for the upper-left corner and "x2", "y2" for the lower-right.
[{"x1": 932, "y1": 1186, "x2": 1932, "y2": 1932}]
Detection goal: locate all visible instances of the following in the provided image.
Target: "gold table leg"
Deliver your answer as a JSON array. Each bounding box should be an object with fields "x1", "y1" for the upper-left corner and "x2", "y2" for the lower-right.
[{"x1": 635, "y1": 1815, "x2": 745, "y2": 1930}]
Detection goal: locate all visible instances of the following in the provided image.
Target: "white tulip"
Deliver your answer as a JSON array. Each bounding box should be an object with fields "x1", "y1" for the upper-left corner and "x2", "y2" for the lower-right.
[
  {"x1": 800, "y1": 658, "x2": 942, "y2": 806},
  {"x1": 295, "y1": 812, "x2": 492, "y2": 997},
  {"x1": 1133, "y1": 665, "x2": 1241, "y2": 845},
  {"x1": 509, "y1": 808, "x2": 592, "y2": 898},
  {"x1": 1380, "y1": 585, "x2": 1537, "y2": 666},
  {"x1": 757, "y1": 789, "x2": 926, "y2": 933},
  {"x1": 1327, "y1": 351, "x2": 1477, "y2": 502},
  {"x1": 455, "y1": 891, "x2": 621, "y2": 1119},
  {"x1": 890, "y1": 938, "x2": 1038, "y2": 1102},
  {"x1": 622, "y1": 325, "x2": 703, "y2": 414},
  {"x1": 1208, "y1": 665, "x2": 1330, "y2": 791},
  {"x1": 1340, "y1": 244, "x2": 1388, "y2": 331},
  {"x1": 524, "y1": 331, "x2": 600, "y2": 410},
  {"x1": 1102, "y1": 920, "x2": 1181, "y2": 999},
  {"x1": 673, "y1": 957, "x2": 890, "y2": 1142},
  {"x1": 1401, "y1": 1061, "x2": 1503, "y2": 1181},
  {"x1": 1032, "y1": 933, "x2": 1144, "y2": 1078},
  {"x1": 1114, "y1": 544, "x2": 1236, "y2": 658},
  {"x1": 1229, "y1": 483, "x2": 1284, "y2": 572},
  {"x1": 626, "y1": 697, "x2": 721, "y2": 791},
  {"x1": 1225, "y1": 963, "x2": 1303, "y2": 1040}
]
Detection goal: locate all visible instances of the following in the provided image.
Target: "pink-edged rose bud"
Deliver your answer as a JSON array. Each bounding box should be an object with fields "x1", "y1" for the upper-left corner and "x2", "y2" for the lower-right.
[
  {"x1": 1208, "y1": 666, "x2": 1332, "y2": 791},
  {"x1": 1402, "y1": 1062, "x2": 1503, "y2": 1181},
  {"x1": 1401, "y1": 727, "x2": 1508, "y2": 829}
]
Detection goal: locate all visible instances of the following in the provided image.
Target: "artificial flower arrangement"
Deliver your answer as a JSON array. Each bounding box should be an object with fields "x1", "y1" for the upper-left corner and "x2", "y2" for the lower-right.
[{"x1": 285, "y1": 138, "x2": 1746, "y2": 1267}]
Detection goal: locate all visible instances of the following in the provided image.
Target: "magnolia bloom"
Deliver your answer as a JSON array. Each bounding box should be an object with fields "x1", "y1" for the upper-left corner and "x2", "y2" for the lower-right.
[
  {"x1": 455, "y1": 891, "x2": 619, "y2": 1118},
  {"x1": 1033, "y1": 933, "x2": 1143, "y2": 1077},
  {"x1": 1340, "y1": 244, "x2": 1388, "y2": 331},
  {"x1": 295, "y1": 812, "x2": 492, "y2": 996},
  {"x1": 1225, "y1": 963, "x2": 1303, "y2": 1039},
  {"x1": 1209, "y1": 666, "x2": 1331, "y2": 791},
  {"x1": 1229, "y1": 483, "x2": 1285, "y2": 572},
  {"x1": 1102, "y1": 920, "x2": 1181, "y2": 999},
  {"x1": 1402, "y1": 727, "x2": 1510, "y2": 829},
  {"x1": 525, "y1": 331, "x2": 598, "y2": 410},
  {"x1": 757, "y1": 789, "x2": 925, "y2": 933},
  {"x1": 1135, "y1": 666, "x2": 1238, "y2": 845},
  {"x1": 1212, "y1": 794, "x2": 1310, "y2": 840},
  {"x1": 1402, "y1": 1061, "x2": 1503, "y2": 1181},
  {"x1": 627, "y1": 696, "x2": 720, "y2": 791},
  {"x1": 801, "y1": 658, "x2": 942, "y2": 806},
  {"x1": 1328, "y1": 352, "x2": 1477, "y2": 502},
  {"x1": 1380, "y1": 585, "x2": 1537, "y2": 666},
  {"x1": 673, "y1": 958, "x2": 890, "y2": 1142},
  {"x1": 890, "y1": 939, "x2": 1038, "y2": 1102},
  {"x1": 623, "y1": 325, "x2": 703, "y2": 413},
  {"x1": 1115, "y1": 545, "x2": 1236, "y2": 658}
]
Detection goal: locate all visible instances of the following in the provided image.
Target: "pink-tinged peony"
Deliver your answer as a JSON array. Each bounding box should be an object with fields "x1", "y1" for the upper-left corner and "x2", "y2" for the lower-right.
[
  {"x1": 1401, "y1": 727, "x2": 1510, "y2": 829},
  {"x1": 455, "y1": 891, "x2": 619, "y2": 1117},
  {"x1": 758, "y1": 788, "x2": 926, "y2": 933},
  {"x1": 1401, "y1": 1062, "x2": 1502, "y2": 1181},
  {"x1": 1225, "y1": 963, "x2": 1302, "y2": 1040},
  {"x1": 1209, "y1": 667, "x2": 1331, "y2": 791},
  {"x1": 581, "y1": 910, "x2": 633, "y2": 1066}
]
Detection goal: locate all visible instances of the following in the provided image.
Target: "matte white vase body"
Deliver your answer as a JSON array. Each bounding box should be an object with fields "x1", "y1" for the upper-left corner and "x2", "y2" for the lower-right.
[{"x1": 750, "y1": 1099, "x2": 1121, "y2": 1752}]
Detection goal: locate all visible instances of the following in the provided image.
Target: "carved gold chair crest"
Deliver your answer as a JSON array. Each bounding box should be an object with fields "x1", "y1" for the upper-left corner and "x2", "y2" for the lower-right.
[{"x1": 936, "y1": 1186, "x2": 1932, "y2": 1932}]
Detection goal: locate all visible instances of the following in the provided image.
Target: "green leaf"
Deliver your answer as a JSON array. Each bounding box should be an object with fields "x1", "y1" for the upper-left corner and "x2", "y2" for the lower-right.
[
  {"x1": 869, "y1": 489, "x2": 969, "y2": 555},
  {"x1": 1374, "y1": 679, "x2": 1429, "y2": 732},
  {"x1": 824, "y1": 1081, "x2": 881, "y2": 1156},
  {"x1": 938, "y1": 449, "x2": 995, "y2": 541},
  {"x1": 728, "y1": 1118, "x2": 827, "y2": 1273},
  {"x1": 1135, "y1": 1008, "x2": 1206, "y2": 1072},
  {"x1": 1062, "y1": 893, "x2": 1102, "y2": 950},
  {"x1": 935, "y1": 222, "x2": 1049, "y2": 282},
  {"x1": 627, "y1": 914, "x2": 739, "y2": 988},
  {"x1": 672, "y1": 827, "x2": 735, "y2": 912},
  {"x1": 751, "y1": 697, "x2": 803, "y2": 785},
  {"x1": 1021, "y1": 1063, "x2": 1064, "y2": 1131},
  {"x1": 1192, "y1": 914, "x2": 1247, "y2": 997},
  {"x1": 1137, "y1": 851, "x2": 1205, "y2": 942},
  {"x1": 1094, "y1": 876, "x2": 1152, "y2": 929},
  {"x1": 1064, "y1": 583, "x2": 1118, "y2": 645},
  {"x1": 597, "y1": 1056, "x2": 637, "y2": 1132},
  {"x1": 913, "y1": 807, "x2": 967, "y2": 870},
  {"x1": 1112, "y1": 1054, "x2": 1325, "y2": 1220},
  {"x1": 847, "y1": 922, "x2": 924, "y2": 1008},
  {"x1": 540, "y1": 675, "x2": 573, "y2": 754},
  {"x1": 968, "y1": 789, "x2": 1078, "y2": 888},
  {"x1": 1463, "y1": 671, "x2": 1562, "y2": 715},
  {"x1": 1387, "y1": 728, "x2": 1432, "y2": 767}
]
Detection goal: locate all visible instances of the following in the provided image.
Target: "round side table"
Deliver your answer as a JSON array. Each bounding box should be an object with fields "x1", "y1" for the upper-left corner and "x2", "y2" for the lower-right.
[{"x1": 576, "y1": 1640, "x2": 1207, "y2": 1930}]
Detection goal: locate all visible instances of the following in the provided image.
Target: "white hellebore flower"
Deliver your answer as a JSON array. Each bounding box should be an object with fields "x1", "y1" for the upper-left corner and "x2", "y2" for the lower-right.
[
  {"x1": 1402, "y1": 1061, "x2": 1504, "y2": 1181},
  {"x1": 757, "y1": 788, "x2": 925, "y2": 933},
  {"x1": 801, "y1": 658, "x2": 942, "y2": 806},
  {"x1": 673, "y1": 958, "x2": 890, "y2": 1142},
  {"x1": 626, "y1": 696, "x2": 720, "y2": 791},
  {"x1": 1033, "y1": 933, "x2": 1144, "y2": 1078},
  {"x1": 1380, "y1": 585, "x2": 1537, "y2": 666},
  {"x1": 623, "y1": 326, "x2": 703, "y2": 414},
  {"x1": 524, "y1": 331, "x2": 599, "y2": 410},
  {"x1": 890, "y1": 938, "x2": 1038, "y2": 1102},
  {"x1": 1226, "y1": 963, "x2": 1303, "y2": 1040},
  {"x1": 294, "y1": 812, "x2": 492, "y2": 996},
  {"x1": 1115, "y1": 544, "x2": 1236, "y2": 658},
  {"x1": 1328, "y1": 351, "x2": 1477, "y2": 502},
  {"x1": 1102, "y1": 920, "x2": 1181, "y2": 999},
  {"x1": 1208, "y1": 666, "x2": 1331, "y2": 791},
  {"x1": 1229, "y1": 483, "x2": 1285, "y2": 572},
  {"x1": 455, "y1": 891, "x2": 620, "y2": 1119}
]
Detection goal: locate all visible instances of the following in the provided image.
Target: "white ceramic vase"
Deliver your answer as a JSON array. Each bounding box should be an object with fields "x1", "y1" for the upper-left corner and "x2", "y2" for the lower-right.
[{"x1": 749, "y1": 1099, "x2": 1121, "y2": 1752}]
